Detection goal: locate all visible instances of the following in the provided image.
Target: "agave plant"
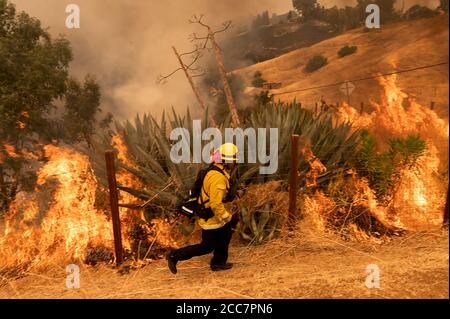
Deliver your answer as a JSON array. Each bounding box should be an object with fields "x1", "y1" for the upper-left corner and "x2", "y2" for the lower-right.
[
  {"x1": 237, "y1": 203, "x2": 279, "y2": 244},
  {"x1": 93, "y1": 99, "x2": 363, "y2": 228},
  {"x1": 105, "y1": 107, "x2": 258, "y2": 219},
  {"x1": 244, "y1": 101, "x2": 362, "y2": 191},
  {"x1": 113, "y1": 108, "x2": 210, "y2": 218}
]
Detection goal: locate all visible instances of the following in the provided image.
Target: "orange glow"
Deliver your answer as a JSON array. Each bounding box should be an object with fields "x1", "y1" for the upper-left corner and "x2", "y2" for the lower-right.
[
  {"x1": 3, "y1": 144, "x2": 19, "y2": 158},
  {"x1": 0, "y1": 145, "x2": 114, "y2": 269},
  {"x1": 337, "y1": 74, "x2": 448, "y2": 230}
]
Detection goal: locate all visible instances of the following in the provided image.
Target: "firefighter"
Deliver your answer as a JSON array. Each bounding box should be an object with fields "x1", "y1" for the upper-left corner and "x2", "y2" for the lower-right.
[{"x1": 166, "y1": 143, "x2": 239, "y2": 274}]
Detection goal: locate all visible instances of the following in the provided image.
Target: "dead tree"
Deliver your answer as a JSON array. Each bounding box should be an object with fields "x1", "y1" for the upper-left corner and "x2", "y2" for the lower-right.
[
  {"x1": 189, "y1": 15, "x2": 240, "y2": 127},
  {"x1": 175, "y1": 46, "x2": 216, "y2": 127},
  {"x1": 158, "y1": 44, "x2": 217, "y2": 127}
]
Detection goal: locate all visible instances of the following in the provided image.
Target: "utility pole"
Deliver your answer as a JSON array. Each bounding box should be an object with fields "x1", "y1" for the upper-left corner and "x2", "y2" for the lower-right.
[{"x1": 172, "y1": 46, "x2": 217, "y2": 127}]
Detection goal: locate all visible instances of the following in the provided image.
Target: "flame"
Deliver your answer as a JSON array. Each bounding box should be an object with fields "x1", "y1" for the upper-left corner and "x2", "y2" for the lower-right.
[
  {"x1": 111, "y1": 134, "x2": 146, "y2": 234},
  {"x1": 338, "y1": 74, "x2": 449, "y2": 161},
  {"x1": 302, "y1": 191, "x2": 332, "y2": 232},
  {"x1": 0, "y1": 145, "x2": 114, "y2": 270},
  {"x1": 0, "y1": 137, "x2": 179, "y2": 271},
  {"x1": 16, "y1": 121, "x2": 26, "y2": 129},
  {"x1": 392, "y1": 145, "x2": 446, "y2": 229},
  {"x1": 15, "y1": 112, "x2": 29, "y2": 129},
  {"x1": 110, "y1": 134, "x2": 178, "y2": 250},
  {"x1": 112, "y1": 134, "x2": 136, "y2": 168},
  {"x1": 337, "y1": 74, "x2": 448, "y2": 230},
  {"x1": 3, "y1": 144, "x2": 19, "y2": 158},
  {"x1": 298, "y1": 138, "x2": 327, "y2": 187}
]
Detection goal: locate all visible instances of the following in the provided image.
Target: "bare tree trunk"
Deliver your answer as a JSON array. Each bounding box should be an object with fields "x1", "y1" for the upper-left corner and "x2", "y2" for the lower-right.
[
  {"x1": 208, "y1": 29, "x2": 240, "y2": 127},
  {"x1": 172, "y1": 46, "x2": 217, "y2": 127}
]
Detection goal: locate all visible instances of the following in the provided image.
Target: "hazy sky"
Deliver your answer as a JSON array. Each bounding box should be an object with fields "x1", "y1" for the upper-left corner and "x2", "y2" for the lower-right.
[{"x1": 11, "y1": 0, "x2": 441, "y2": 120}]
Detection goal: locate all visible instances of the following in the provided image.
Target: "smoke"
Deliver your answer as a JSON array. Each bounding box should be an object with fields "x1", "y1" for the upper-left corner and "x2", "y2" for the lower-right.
[
  {"x1": 11, "y1": 0, "x2": 292, "y2": 120},
  {"x1": 11, "y1": 0, "x2": 442, "y2": 120}
]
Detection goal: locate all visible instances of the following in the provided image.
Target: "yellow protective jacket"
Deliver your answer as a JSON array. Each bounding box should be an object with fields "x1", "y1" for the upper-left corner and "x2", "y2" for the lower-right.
[{"x1": 197, "y1": 164, "x2": 233, "y2": 230}]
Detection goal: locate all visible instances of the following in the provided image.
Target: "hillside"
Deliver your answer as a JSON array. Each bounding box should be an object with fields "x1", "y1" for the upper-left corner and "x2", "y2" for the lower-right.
[
  {"x1": 233, "y1": 15, "x2": 449, "y2": 119},
  {"x1": 223, "y1": 19, "x2": 338, "y2": 68}
]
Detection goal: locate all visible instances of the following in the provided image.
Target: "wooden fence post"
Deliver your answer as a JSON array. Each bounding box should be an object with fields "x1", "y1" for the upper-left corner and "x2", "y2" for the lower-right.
[
  {"x1": 430, "y1": 101, "x2": 435, "y2": 111},
  {"x1": 360, "y1": 102, "x2": 364, "y2": 115},
  {"x1": 105, "y1": 150, "x2": 124, "y2": 266},
  {"x1": 289, "y1": 135, "x2": 300, "y2": 226}
]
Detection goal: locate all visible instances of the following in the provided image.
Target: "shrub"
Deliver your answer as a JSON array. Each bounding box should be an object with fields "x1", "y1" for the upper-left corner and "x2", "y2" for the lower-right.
[
  {"x1": 252, "y1": 71, "x2": 267, "y2": 87},
  {"x1": 403, "y1": 5, "x2": 437, "y2": 20},
  {"x1": 338, "y1": 45, "x2": 357, "y2": 58},
  {"x1": 355, "y1": 130, "x2": 427, "y2": 201},
  {"x1": 304, "y1": 55, "x2": 328, "y2": 73}
]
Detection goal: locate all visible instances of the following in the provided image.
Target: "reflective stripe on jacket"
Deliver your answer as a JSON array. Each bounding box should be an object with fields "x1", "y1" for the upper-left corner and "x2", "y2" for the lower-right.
[{"x1": 197, "y1": 163, "x2": 232, "y2": 230}]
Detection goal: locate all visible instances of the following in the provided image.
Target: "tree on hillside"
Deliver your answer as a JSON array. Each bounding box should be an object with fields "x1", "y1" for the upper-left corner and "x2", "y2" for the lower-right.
[
  {"x1": 324, "y1": 6, "x2": 340, "y2": 30},
  {"x1": 292, "y1": 0, "x2": 319, "y2": 21},
  {"x1": 403, "y1": 5, "x2": 437, "y2": 20},
  {"x1": 375, "y1": 0, "x2": 399, "y2": 24},
  {"x1": 252, "y1": 14, "x2": 262, "y2": 29},
  {"x1": 252, "y1": 10, "x2": 270, "y2": 29},
  {"x1": 261, "y1": 10, "x2": 270, "y2": 25},
  {"x1": 287, "y1": 11, "x2": 293, "y2": 21},
  {"x1": 356, "y1": 0, "x2": 372, "y2": 22}
]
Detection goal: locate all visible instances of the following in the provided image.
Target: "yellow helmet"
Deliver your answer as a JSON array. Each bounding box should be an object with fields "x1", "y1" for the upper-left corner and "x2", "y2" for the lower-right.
[{"x1": 218, "y1": 143, "x2": 239, "y2": 162}]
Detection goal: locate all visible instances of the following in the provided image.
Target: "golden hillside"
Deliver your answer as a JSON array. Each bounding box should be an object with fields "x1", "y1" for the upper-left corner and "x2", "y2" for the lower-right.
[{"x1": 233, "y1": 15, "x2": 449, "y2": 118}]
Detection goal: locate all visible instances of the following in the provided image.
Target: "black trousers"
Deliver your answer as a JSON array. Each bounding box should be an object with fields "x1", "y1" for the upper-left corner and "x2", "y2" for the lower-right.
[{"x1": 173, "y1": 222, "x2": 233, "y2": 267}]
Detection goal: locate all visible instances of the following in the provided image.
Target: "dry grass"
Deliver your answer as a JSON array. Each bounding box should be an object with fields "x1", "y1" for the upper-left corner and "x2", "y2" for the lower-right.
[
  {"x1": 0, "y1": 224, "x2": 447, "y2": 299},
  {"x1": 233, "y1": 16, "x2": 449, "y2": 119}
]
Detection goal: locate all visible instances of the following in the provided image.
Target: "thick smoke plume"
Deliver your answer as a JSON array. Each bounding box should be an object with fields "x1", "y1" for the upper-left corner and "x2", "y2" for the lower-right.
[
  {"x1": 12, "y1": 0, "x2": 441, "y2": 120},
  {"x1": 12, "y1": 0, "x2": 292, "y2": 120}
]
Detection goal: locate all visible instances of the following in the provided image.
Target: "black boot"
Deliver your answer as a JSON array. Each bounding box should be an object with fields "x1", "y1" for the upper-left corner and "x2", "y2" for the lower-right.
[
  {"x1": 211, "y1": 263, "x2": 233, "y2": 272},
  {"x1": 165, "y1": 250, "x2": 178, "y2": 274}
]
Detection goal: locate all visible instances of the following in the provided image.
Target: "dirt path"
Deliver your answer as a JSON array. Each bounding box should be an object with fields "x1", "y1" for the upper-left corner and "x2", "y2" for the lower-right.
[{"x1": 0, "y1": 229, "x2": 448, "y2": 299}]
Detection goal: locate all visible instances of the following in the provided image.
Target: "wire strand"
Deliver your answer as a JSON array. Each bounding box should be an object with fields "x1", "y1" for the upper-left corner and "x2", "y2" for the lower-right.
[{"x1": 272, "y1": 61, "x2": 449, "y2": 96}]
